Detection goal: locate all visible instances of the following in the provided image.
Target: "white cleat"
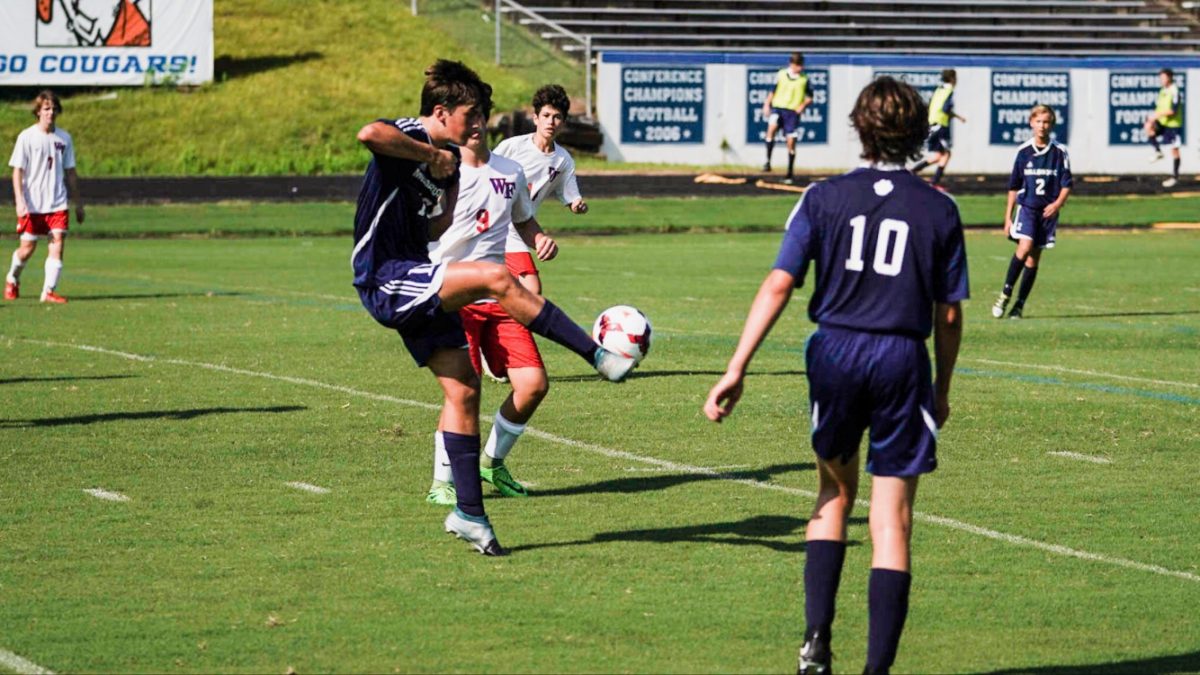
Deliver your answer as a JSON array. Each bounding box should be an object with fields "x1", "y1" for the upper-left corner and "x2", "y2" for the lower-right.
[
  {"x1": 594, "y1": 347, "x2": 636, "y2": 382},
  {"x1": 1163, "y1": 177, "x2": 1178, "y2": 188},
  {"x1": 991, "y1": 292, "x2": 1010, "y2": 319},
  {"x1": 480, "y1": 351, "x2": 508, "y2": 384},
  {"x1": 1149, "y1": 151, "x2": 1164, "y2": 163},
  {"x1": 444, "y1": 509, "x2": 506, "y2": 556}
]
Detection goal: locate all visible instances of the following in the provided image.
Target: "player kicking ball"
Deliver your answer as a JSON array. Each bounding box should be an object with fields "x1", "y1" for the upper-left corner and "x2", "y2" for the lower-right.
[
  {"x1": 705, "y1": 77, "x2": 967, "y2": 675},
  {"x1": 424, "y1": 117, "x2": 558, "y2": 505},
  {"x1": 352, "y1": 60, "x2": 635, "y2": 556},
  {"x1": 992, "y1": 105, "x2": 1072, "y2": 320},
  {"x1": 909, "y1": 69, "x2": 965, "y2": 190}
]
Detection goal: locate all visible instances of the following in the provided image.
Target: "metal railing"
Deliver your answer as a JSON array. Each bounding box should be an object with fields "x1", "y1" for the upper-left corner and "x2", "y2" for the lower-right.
[{"x1": 407, "y1": 1, "x2": 592, "y2": 118}]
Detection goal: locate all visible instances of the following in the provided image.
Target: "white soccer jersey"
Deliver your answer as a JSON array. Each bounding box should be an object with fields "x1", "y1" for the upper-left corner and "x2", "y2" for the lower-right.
[
  {"x1": 493, "y1": 133, "x2": 581, "y2": 253},
  {"x1": 429, "y1": 153, "x2": 534, "y2": 266},
  {"x1": 9, "y1": 124, "x2": 75, "y2": 214}
]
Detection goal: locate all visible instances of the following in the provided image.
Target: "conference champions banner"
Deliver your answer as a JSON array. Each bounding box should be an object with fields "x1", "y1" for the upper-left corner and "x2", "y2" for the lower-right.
[
  {"x1": 0, "y1": 1, "x2": 213, "y2": 86},
  {"x1": 620, "y1": 66, "x2": 705, "y2": 144}
]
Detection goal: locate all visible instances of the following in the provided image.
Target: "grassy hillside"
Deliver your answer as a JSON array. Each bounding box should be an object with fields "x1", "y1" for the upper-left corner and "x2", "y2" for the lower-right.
[{"x1": 0, "y1": 0, "x2": 583, "y2": 176}]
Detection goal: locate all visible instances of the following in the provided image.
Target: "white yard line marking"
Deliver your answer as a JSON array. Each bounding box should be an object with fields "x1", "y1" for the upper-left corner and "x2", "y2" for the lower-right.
[
  {"x1": 16, "y1": 337, "x2": 1200, "y2": 585},
  {"x1": 285, "y1": 481, "x2": 331, "y2": 494},
  {"x1": 0, "y1": 648, "x2": 54, "y2": 675},
  {"x1": 624, "y1": 464, "x2": 750, "y2": 473},
  {"x1": 966, "y1": 358, "x2": 1199, "y2": 390},
  {"x1": 1048, "y1": 451, "x2": 1113, "y2": 465},
  {"x1": 83, "y1": 488, "x2": 131, "y2": 502}
]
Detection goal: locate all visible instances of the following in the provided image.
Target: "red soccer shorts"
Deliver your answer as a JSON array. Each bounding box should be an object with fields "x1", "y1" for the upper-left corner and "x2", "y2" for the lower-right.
[
  {"x1": 459, "y1": 301, "x2": 544, "y2": 378},
  {"x1": 17, "y1": 210, "x2": 69, "y2": 237},
  {"x1": 505, "y1": 251, "x2": 539, "y2": 278}
]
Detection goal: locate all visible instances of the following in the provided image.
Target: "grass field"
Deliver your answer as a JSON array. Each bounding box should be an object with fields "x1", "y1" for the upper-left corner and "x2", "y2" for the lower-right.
[{"x1": 1, "y1": 205, "x2": 1198, "y2": 673}]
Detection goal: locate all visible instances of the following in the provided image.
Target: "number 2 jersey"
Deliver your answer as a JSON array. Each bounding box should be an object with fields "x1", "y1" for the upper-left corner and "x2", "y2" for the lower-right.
[
  {"x1": 351, "y1": 117, "x2": 459, "y2": 289},
  {"x1": 1008, "y1": 140, "x2": 1072, "y2": 209},
  {"x1": 773, "y1": 166, "x2": 970, "y2": 338}
]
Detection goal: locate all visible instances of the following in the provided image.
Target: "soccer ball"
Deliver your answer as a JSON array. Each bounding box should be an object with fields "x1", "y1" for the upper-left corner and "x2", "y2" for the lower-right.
[{"x1": 592, "y1": 305, "x2": 652, "y2": 364}]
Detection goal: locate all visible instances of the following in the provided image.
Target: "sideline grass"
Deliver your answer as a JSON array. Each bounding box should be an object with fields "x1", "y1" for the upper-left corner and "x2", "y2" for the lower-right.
[
  {"x1": 0, "y1": 228, "x2": 1197, "y2": 673},
  {"x1": 13, "y1": 194, "x2": 1200, "y2": 239}
]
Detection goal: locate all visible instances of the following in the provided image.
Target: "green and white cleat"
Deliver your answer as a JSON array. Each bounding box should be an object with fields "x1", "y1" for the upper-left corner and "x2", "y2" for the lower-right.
[
  {"x1": 481, "y1": 463, "x2": 528, "y2": 498},
  {"x1": 991, "y1": 292, "x2": 1010, "y2": 319},
  {"x1": 594, "y1": 347, "x2": 636, "y2": 382},
  {"x1": 444, "y1": 509, "x2": 506, "y2": 556},
  {"x1": 426, "y1": 481, "x2": 457, "y2": 506}
]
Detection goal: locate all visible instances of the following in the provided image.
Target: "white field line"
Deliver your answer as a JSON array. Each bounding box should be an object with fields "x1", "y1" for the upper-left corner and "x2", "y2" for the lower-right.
[
  {"x1": 965, "y1": 358, "x2": 1199, "y2": 390},
  {"x1": 15, "y1": 337, "x2": 1200, "y2": 585},
  {"x1": 0, "y1": 647, "x2": 55, "y2": 674},
  {"x1": 1048, "y1": 451, "x2": 1113, "y2": 465},
  {"x1": 285, "y1": 481, "x2": 331, "y2": 494},
  {"x1": 82, "y1": 488, "x2": 131, "y2": 502},
  {"x1": 624, "y1": 464, "x2": 750, "y2": 473}
]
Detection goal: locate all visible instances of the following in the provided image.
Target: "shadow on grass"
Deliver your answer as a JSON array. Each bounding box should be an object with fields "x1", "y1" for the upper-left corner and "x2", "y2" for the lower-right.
[
  {"x1": 531, "y1": 462, "x2": 815, "y2": 498},
  {"x1": 0, "y1": 374, "x2": 134, "y2": 385},
  {"x1": 1023, "y1": 309, "x2": 1200, "y2": 320},
  {"x1": 214, "y1": 52, "x2": 323, "y2": 80},
  {"x1": 508, "y1": 514, "x2": 866, "y2": 554},
  {"x1": 549, "y1": 369, "x2": 805, "y2": 383},
  {"x1": 1, "y1": 405, "x2": 305, "y2": 428},
  {"x1": 983, "y1": 649, "x2": 1200, "y2": 674},
  {"x1": 65, "y1": 291, "x2": 244, "y2": 302}
]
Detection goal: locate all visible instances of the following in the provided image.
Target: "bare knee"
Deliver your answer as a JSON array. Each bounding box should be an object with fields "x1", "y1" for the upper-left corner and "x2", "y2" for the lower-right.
[
  {"x1": 482, "y1": 264, "x2": 516, "y2": 298},
  {"x1": 443, "y1": 375, "x2": 481, "y2": 414}
]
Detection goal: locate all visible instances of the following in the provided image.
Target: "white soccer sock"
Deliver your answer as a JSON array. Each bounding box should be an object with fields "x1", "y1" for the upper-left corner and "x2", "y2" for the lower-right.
[
  {"x1": 484, "y1": 411, "x2": 527, "y2": 461},
  {"x1": 432, "y1": 431, "x2": 453, "y2": 484},
  {"x1": 43, "y1": 258, "x2": 63, "y2": 293},
  {"x1": 7, "y1": 250, "x2": 26, "y2": 284}
]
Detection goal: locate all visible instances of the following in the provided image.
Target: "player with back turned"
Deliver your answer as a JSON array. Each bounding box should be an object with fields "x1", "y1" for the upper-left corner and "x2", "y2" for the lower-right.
[
  {"x1": 705, "y1": 77, "x2": 967, "y2": 675},
  {"x1": 991, "y1": 104, "x2": 1072, "y2": 320},
  {"x1": 351, "y1": 60, "x2": 635, "y2": 556}
]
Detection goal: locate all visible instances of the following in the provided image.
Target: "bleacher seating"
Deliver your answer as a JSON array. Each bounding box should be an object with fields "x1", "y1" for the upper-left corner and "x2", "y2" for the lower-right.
[{"x1": 503, "y1": 0, "x2": 1200, "y2": 54}]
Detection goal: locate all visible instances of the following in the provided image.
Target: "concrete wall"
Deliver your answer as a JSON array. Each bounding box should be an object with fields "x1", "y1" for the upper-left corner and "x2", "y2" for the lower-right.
[{"x1": 599, "y1": 52, "x2": 1200, "y2": 174}]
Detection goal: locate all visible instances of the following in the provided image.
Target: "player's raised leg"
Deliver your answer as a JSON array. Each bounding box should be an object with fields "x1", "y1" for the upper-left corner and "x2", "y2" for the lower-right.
[{"x1": 438, "y1": 260, "x2": 635, "y2": 381}]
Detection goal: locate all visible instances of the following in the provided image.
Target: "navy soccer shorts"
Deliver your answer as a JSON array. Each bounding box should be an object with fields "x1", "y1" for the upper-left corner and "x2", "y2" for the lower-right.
[
  {"x1": 1152, "y1": 123, "x2": 1182, "y2": 148},
  {"x1": 1011, "y1": 204, "x2": 1058, "y2": 249},
  {"x1": 769, "y1": 108, "x2": 802, "y2": 138},
  {"x1": 357, "y1": 259, "x2": 467, "y2": 367},
  {"x1": 924, "y1": 124, "x2": 951, "y2": 154},
  {"x1": 805, "y1": 326, "x2": 939, "y2": 477}
]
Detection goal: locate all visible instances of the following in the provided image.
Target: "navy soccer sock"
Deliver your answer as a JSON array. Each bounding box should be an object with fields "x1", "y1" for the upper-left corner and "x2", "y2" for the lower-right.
[
  {"x1": 804, "y1": 540, "x2": 847, "y2": 635},
  {"x1": 766, "y1": 140, "x2": 775, "y2": 165},
  {"x1": 931, "y1": 166, "x2": 945, "y2": 185},
  {"x1": 787, "y1": 151, "x2": 796, "y2": 178},
  {"x1": 1173, "y1": 157, "x2": 1181, "y2": 179},
  {"x1": 528, "y1": 300, "x2": 599, "y2": 364},
  {"x1": 443, "y1": 431, "x2": 485, "y2": 517},
  {"x1": 1016, "y1": 265, "x2": 1039, "y2": 306},
  {"x1": 866, "y1": 568, "x2": 912, "y2": 673},
  {"x1": 911, "y1": 159, "x2": 930, "y2": 173},
  {"x1": 1003, "y1": 255, "x2": 1024, "y2": 296}
]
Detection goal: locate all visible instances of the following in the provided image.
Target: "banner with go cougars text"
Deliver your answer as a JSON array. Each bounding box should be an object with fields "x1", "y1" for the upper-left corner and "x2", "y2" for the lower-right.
[{"x1": 0, "y1": 0, "x2": 212, "y2": 86}]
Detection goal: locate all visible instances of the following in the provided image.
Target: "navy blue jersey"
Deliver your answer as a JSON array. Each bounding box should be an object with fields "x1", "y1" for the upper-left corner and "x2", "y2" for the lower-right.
[
  {"x1": 351, "y1": 118, "x2": 460, "y2": 288},
  {"x1": 773, "y1": 167, "x2": 970, "y2": 338},
  {"x1": 1008, "y1": 140, "x2": 1072, "y2": 209}
]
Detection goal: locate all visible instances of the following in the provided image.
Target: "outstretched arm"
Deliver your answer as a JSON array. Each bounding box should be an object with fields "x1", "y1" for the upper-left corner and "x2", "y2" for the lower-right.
[
  {"x1": 704, "y1": 269, "x2": 795, "y2": 422},
  {"x1": 933, "y1": 301, "x2": 963, "y2": 427},
  {"x1": 356, "y1": 121, "x2": 456, "y2": 178}
]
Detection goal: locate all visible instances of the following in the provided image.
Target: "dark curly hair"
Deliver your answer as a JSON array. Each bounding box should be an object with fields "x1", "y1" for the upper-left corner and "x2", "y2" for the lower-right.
[
  {"x1": 850, "y1": 77, "x2": 928, "y2": 164},
  {"x1": 419, "y1": 59, "x2": 492, "y2": 118},
  {"x1": 531, "y1": 84, "x2": 570, "y2": 117}
]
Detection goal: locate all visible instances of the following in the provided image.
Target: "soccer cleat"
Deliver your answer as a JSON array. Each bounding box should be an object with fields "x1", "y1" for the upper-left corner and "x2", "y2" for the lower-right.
[
  {"x1": 991, "y1": 292, "x2": 1010, "y2": 318},
  {"x1": 481, "y1": 463, "x2": 528, "y2": 498},
  {"x1": 444, "y1": 509, "x2": 506, "y2": 556},
  {"x1": 1163, "y1": 177, "x2": 1178, "y2": 188},
  {"x1": 480, "y1": 351, "x2": 508, "y2": 384},
  {"x1": 3, "y1": 281, "x2": 17, "y2": 300},
  {"x1": 40, "y1": 290, "x2": 67, "y2": 304},
  {"x1": 797, "y1": 628, "x2": 833, "y2": 675},
  {"x1": 1149, "y1": 151, "x2": 1164, "y2": 163},
  {"x1": 425, "y1": 481, "x2": 457, "y2": 506},
  {"x1": 1008, "y1": 305, "x2": 1024, "y2": 320},
  {"x1": 783, "y1": 177, "x2": 795, "y2": 186},
  {"x1": 594, "y1": 347, "x2": 636, "y2": 382},
  {"x1": 762, "y1": 162, "x2": 772, "y2": 172}
]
